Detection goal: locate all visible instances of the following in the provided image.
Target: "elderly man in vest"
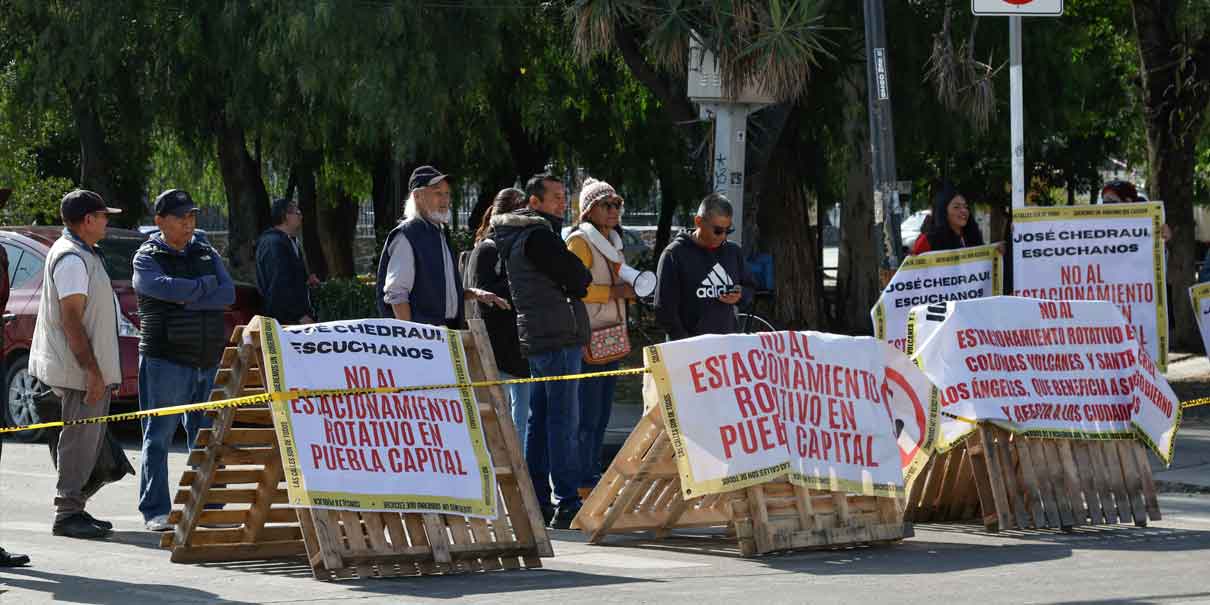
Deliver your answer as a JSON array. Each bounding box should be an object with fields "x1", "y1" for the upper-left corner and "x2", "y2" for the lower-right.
[
  {"x1": 133, "y1": 189, "x2": 235, "y2": 531},
  {"x1": 376, "y1": 165, "x2": 508, "y2": 326},
  {"x1": 29, "y1": 190, "x2": 123, "y2": 540}
]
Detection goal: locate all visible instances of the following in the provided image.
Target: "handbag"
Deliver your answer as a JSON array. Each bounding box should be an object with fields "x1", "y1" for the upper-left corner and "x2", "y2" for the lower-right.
[{"x1": 583, "y1": 262, "x2": 631, "y2": 365}]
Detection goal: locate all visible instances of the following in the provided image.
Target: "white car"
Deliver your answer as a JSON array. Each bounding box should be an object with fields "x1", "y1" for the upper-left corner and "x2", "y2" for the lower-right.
[{"x1": 900, "y1": 210, "x2": 931, "y2": 251}]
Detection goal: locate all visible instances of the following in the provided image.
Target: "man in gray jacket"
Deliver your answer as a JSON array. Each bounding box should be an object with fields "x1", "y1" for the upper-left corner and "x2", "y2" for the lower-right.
[{"x1": 29, "y1": 190, "x2": 123, "y2": 540}]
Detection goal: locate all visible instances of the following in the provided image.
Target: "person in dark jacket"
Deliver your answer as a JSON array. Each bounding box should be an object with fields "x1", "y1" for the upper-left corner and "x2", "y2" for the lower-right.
[
  {"x1": 911, "y1": 182, "x2": 985, "y2": 255},
  {"x1": 654, "y1": 193, "x2": 755, "y2": 340},
  {"x1": 491, "y1": 173, "x2": 592, "y2": 529},
  {"x1": 255, "y1": 198, "x2": 317, "y2": 324},
  {"x1": 464, "y1": 188, "x2": 532, "y2": 443},
  {"x1": 377, "y1": 165, "x2": 507, "y2": 327},
  {"x1": 133, "y1": 189, "x2": 235, "y2": 532}
]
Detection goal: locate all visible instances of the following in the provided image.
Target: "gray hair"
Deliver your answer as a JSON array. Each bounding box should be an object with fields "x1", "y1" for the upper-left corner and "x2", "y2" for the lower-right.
[
  {"x1": 403, "y1": 191, "x2": 420, "y2": 221},
  {"x1": 697, "y1": 193, "x2": 733, "y2": 219}
]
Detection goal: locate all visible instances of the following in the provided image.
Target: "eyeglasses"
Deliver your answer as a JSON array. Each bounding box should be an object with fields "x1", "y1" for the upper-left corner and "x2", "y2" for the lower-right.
[{"x1": 711, "y1": 225, "x2": 735, "y2": 236}]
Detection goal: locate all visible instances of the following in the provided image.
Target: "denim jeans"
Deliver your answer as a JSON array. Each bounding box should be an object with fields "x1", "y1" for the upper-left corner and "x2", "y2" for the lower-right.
[
  {"x1": 498, "y1": 372, "x2": 533, "y2": 447},
  {"x1": 526, "y1": 345, "x2": 582, "y2": 510},
  {"x1": 138, "y1": 356, "x2": 217, "y2": 521},
  {"x1": 578, "y1": 359, "x2": 619, "y2": 488}
]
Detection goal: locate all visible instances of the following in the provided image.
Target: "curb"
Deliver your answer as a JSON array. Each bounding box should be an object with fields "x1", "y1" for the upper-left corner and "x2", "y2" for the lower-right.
[{"x1": 1156, "y1": 480, "x2": 1210, "y2": 495}]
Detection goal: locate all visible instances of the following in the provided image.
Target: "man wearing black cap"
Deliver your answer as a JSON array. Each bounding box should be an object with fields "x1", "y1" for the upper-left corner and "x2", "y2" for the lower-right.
[
  {"x1": 376, "y1": 165, "x2": 508, "y2": 326},
  {"x1": 132, "y1": 189, "x2": 235, "y2": 531},
  {"x1": 256, "y1": 198, "x2": 317, "y2": 324},
  {"x1": 29, "y1": 189, "x2": 123, "y2": 539}
]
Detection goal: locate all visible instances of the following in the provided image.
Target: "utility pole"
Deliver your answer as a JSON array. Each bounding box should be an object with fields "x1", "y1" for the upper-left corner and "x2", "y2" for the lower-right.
[{"x1": 863, "y1": 0, "x2": 904, "y2": 273}]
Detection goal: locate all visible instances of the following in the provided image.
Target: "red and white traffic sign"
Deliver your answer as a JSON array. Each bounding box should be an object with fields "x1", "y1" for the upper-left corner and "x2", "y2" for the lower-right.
[{"x1": 972, "y1": 0, "x2": 1063, "y2": 16}]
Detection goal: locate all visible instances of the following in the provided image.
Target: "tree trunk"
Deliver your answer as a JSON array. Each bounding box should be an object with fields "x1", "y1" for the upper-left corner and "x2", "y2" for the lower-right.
[
  {"x1": 73, "y1": 102, "x2": 120, "y2": 212},
  {"x1": 1131, "y1": 0, "x2": 1210, "y2": 351},
  {"x1": 837, "y1": 72, "x2": 879, "y2": 335},
  {"x1": 215, "y1": 115, "x2": 271, "y2": 281},
  {"x1": 371, "y1": 144, "x2": 398, "y2": 252},
  {"x1": 316, "y1": 183, "x2": 358, "y2": 278},
  {"x1": 295, "y1": 159, "x2": 328, "y2": 280},
  {"x1": 757, "y1": 111, "x2": 822, "y2": 330}
]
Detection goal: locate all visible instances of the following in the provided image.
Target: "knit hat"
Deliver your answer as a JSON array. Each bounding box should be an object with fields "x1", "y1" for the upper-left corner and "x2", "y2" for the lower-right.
[{"x1": 578, "y1": 177, "x2": 622, "y2": 222}]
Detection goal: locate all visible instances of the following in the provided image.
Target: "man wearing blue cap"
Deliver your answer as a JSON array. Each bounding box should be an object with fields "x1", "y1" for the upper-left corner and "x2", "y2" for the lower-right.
[
  {"x1": 376, "y1": 165, "x2": 508, "y2": 326},
  {"x1": 132, "y1": 189, "x2": 234, "y2": 531}
]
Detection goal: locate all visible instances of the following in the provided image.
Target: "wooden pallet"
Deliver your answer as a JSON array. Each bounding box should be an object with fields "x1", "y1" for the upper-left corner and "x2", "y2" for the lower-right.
[
  {"x1": 904, "y1": 423, "x2": 1161, "y2": 531},
  {"x1": 163, "y1": 318, "x2": 553, "y2": 580},
  {"x1": 573, "y1": 405, "x2": 908, "y2": 556}
]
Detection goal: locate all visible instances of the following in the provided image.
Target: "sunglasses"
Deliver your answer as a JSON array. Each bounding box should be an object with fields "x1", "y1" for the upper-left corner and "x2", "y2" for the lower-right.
[{"x1": 710, "y1": 225, "x2": 735, "y2": 236}]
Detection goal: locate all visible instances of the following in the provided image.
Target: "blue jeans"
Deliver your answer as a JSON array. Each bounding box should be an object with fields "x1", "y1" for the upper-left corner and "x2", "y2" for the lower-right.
[
  {"x1": 526, "y1": 346, "x2": 582, "y2": 510},
  {"x1": 138, "y1": 356, "x2": 217, "y2": 521},
  {"x1": 499, "y1": 372, "x2": 533, "y2": 447},
  {"x1": 578, "y1": 359, "x2": 619, "y2": 488}
]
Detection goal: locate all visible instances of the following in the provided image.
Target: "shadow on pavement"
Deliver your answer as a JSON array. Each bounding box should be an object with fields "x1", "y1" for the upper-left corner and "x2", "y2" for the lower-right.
[
  {"x1": 0, "y1": 566, "x2": 256, "y2": 604},
  {"x1": 106, "y1": 529, "x2": 173, "y2": 551},
  {"x1": 1048, "y1": 592, "x2": 1210, "y2": 605},
  {"x1": 919, "y1": 522, "x2": 1210, "y2": 552}
]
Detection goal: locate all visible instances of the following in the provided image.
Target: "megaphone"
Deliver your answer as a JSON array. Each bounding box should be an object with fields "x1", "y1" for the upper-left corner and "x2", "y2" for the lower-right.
[{"x1": 619, "y1": 264, "x2": 657, "y2": 299}]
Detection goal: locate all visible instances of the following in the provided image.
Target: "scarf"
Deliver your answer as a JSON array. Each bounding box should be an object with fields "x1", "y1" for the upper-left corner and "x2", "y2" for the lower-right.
[{"x1": 577, "y1": 222, "x2": 624, "y2": 264}]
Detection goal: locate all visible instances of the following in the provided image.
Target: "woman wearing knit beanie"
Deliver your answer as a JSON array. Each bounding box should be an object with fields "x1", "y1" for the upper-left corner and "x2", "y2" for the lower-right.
[{"x1": 566, "y1": 177, "x2": 634, "y2": 493}]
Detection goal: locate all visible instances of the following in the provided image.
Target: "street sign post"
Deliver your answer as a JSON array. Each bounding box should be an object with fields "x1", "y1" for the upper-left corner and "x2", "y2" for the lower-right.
[{"x1": 971, "y1": 1, "x2": 1064, "y2": 209}]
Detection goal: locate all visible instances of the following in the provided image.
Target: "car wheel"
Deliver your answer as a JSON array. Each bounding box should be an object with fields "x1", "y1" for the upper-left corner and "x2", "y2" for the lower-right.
[{"x1": 4, "y1": 355, "x2": 49, "y2": 442}]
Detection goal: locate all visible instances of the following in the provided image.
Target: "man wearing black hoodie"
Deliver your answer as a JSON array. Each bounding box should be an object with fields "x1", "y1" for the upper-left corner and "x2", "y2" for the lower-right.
[
  {"x1": 490, "y1": 174, "x2": 592, "y2": 529},
  {"x1": 655, "y1": 194, "x2": 755, "y2": 340}
]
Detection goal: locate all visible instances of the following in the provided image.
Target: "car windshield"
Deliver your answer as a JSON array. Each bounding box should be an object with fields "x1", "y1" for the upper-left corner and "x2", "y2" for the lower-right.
[
  {"x1": 901, "y1": 212, "x2": 928, "y2": 230},
  {"x1": 97, "y1": 235, "x2": 146, "y2": 281}
]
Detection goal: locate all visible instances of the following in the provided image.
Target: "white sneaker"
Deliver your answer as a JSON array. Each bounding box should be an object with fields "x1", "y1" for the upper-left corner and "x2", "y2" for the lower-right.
[{"x1": 144, "y1": 515, "x2": 173, "y2": 532}]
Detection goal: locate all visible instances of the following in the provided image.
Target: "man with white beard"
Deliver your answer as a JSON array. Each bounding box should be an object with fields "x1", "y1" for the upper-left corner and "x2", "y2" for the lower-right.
[{"x1": 376, "y1": 165, "x2": 508, "y2": 327}]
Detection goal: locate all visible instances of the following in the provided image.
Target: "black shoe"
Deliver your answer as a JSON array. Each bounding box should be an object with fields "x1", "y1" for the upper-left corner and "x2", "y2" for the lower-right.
[
  {"x1": 52, "y1": 514, "x2": 112, "y2": 539},
  {"x1": 80, "y1": 511, "x2": 113, "y2": 530},
  {"x1": 550, "y1": 504, "x2": 581, "y2": 530},
  {"x1": 540, "y1": 505, "x2": 556, "y2": 527},
  {"x1": 0, "y1": 548, "x2": 29, "y2": 567}
]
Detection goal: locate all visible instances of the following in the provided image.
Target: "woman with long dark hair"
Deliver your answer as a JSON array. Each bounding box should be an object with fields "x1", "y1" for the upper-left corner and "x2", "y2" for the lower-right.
[
  {"x1": 464, "y1": 188, "x2": 533, "y2": 442},
  {"x1": 911, "y1": 182, "x2": 984, "y2": 255}
]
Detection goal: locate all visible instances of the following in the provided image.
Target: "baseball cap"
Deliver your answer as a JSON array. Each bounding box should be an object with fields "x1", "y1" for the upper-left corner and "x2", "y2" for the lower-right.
[
  {"x1": 408, "y1": 165, "x2": 450, "y2": 192},
  {"x1": 61, "y1": 189, "x2": 122, "y2": 223},
  {"x1": 154, "y1": 189, "x2": 200, "y2": 217}
]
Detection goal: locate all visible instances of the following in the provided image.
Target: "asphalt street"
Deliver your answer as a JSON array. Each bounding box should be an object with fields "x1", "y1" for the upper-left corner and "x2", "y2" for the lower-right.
[{"x1": 1, "y1": 353, "x2": 1209, "y2": 604}]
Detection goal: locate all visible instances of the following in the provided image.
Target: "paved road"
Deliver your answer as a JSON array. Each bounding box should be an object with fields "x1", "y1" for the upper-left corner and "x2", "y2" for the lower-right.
[{"x1": 3, "y1": 439, "x2": 1210, "y2": 604}]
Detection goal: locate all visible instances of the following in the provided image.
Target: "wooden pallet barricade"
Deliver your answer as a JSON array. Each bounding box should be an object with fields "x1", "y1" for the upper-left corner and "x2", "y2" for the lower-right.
[
  {"x1": 573, "y1": 404, "x2": 909, "y2": 556},
  {"x1": 162, "y1": 318, "x2": 553, "y2": 580},
  {"x1": 904, "y1": 423, "x2": 1161, "y2": 531}
]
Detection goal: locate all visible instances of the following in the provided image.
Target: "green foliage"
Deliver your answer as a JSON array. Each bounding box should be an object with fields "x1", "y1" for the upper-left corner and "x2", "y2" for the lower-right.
[{"x1": 312, "y1": 278, "x2": 377, "y2": 322}]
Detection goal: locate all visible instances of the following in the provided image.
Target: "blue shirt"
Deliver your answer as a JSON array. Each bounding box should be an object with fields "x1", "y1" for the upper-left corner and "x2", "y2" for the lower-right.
[{"x1": 132, "y1": 233, "x2": 235, "y2": 310}]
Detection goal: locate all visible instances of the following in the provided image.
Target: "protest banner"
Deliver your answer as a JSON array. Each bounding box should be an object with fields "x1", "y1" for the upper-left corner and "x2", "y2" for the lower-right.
[
  {"x1": 1012, "y1": 202, "x2": 1168, "y2": 371},
  {"x1": 259, "y1": 318, "x2": 496, "y2": 518},
  {"x1": 1190, "y1": 282, "x2": 1210, "y2": 356},
  {"x1": 645, "y1": 331, "x2": 933, "y2": 499},
  {"x1": 873, "y1": 243, "x2": 1002, "y2": 352},
  {"x1": 912, "y1": 296, "x2": 1180, "y2": 464}
]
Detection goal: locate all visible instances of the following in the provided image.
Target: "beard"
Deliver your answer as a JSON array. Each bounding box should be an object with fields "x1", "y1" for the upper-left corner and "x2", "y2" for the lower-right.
[{"x1": 426, "y1": 209, "x2": 452, "y2": 224}]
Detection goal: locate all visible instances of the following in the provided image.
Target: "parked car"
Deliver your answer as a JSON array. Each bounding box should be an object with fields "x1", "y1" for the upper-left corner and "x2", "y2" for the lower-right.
[{"x1": 0, "y1": 226, "x2": 261, "y2": 441}]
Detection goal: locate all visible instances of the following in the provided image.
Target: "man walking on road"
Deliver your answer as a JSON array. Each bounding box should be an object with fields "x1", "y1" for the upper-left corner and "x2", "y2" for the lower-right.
[
  {"x1": 256, "y1": 197, "x2": 318, "y2": 324},
  {"x1": 29, "y1": 189, "x2": 123, "y2": 540},
  {"x1": 133, "y1": 189, "x2": 234, "y2": 531},
  {"x1": 491, "y1": 173, "x2": 592, "y2": 528}
]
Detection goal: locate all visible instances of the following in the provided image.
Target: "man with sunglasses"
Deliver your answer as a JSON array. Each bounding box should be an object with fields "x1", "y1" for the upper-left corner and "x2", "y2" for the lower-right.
[{"x1": 655, "y1": 193, "x2": 755, "y2": 341}]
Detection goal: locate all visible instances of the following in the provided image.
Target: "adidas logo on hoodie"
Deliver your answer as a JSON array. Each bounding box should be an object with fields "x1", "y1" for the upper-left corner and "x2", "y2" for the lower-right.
[{"x1": 696, "y1": 263, "x2": 736, "y2": 298}]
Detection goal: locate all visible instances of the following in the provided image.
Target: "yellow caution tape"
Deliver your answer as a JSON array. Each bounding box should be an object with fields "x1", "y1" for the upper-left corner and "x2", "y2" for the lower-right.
[
  {"x1": 1181, "y1": 398, "x2": 1210, "y2": 410},
  {"x1": 0, "y1": 367, "x2": 650, "y2": 435}
]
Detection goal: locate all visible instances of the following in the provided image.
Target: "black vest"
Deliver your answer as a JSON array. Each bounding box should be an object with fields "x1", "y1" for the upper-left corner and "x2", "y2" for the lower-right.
[
  {"x1": 136, "y1": 241, "x2": 226, "y2": 368},
  {"x1": 375, "y1": 218, "x2": 464, "y2": 327}
]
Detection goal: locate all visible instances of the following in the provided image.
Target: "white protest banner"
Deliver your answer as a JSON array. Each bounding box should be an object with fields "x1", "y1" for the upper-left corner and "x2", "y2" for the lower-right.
[
  {"x1": 645, "y1": 331, "x2": 933, "y2": 499},
  {"x1": 873, "y1": 243, "x2": 1002, "y2": 352},
  {"x1": 259, "y1": 318, "x2": 496, "y2": 518},
  {"x1": 1012, "y1": 202, "x2": 1168, "y2": 371},
  {"x1": 1190, "y1": 283, "x2": 1210, "y2": 357},
  {"x1": 913, "y1": 296, "x2": 1181, "y2": 463}
]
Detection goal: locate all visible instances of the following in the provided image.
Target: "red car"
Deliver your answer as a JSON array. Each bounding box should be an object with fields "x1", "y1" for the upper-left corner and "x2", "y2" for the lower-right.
[{"x1": 0, "y1": 226, "x2": 261, "y2": 441}]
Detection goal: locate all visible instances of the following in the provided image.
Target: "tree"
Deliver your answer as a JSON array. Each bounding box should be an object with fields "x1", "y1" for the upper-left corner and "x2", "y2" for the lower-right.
[{"x1": 1130, "y1": 0, "x2": 1210, "y2": 350}]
